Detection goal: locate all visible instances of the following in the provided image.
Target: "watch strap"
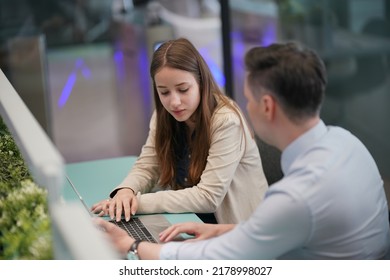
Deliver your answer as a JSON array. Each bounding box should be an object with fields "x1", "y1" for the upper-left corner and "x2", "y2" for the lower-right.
[{"x1": 128, "y1": 240, "x2": 142, "y2": 260}]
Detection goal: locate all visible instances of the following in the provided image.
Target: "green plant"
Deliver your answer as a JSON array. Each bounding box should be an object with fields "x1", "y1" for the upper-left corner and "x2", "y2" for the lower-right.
[{"x1": 0, "y1": 117, "x2": 53, "y2": 259}]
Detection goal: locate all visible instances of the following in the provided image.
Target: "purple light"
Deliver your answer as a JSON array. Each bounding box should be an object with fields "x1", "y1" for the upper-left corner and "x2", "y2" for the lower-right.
[
  {"x1": 81, "y1": 67, "x2": 91, "y2": 79},
  {"x1": 75, "y1": 58, "x2": 84, "y2": 68},
  {"x1": 57, "y1": 58, "x2": 92, "y2": 108},
  {"x1": 58, "y1": 72, "x2": 77, "y2": 108},
  {"x1": 208, "y1": 59, "x2": 225, "y2": 88},
  {"x1": 199, "y1": 49, "x2": 225, "y2": 88},
  {"x1": 113, "y1": 50, "x2": 125, "y2": 81},
  {"x1": 138, "y1": 45, "x2": 152, "y2": 118},
  {"x1": 113, "y1": 50, "x2": 124, "y2": 62},
  {"x1": 232, "y1": 30, "x2": 245, "y2": 67},
  {"x1": 261, "y1": 23, "x2": 277, "y2": 46}
]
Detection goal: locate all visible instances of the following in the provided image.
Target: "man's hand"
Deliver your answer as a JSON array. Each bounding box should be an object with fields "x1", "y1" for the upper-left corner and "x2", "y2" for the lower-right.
[
  {"x1": 94, "y1": 218, "x2": 135, "y2": 255},
  {"x1": 159, "y1": 222, "x2": 235, "y2": 242}
]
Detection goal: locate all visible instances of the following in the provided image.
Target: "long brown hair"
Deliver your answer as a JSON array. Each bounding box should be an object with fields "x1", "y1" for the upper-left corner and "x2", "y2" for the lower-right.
[{"x1": 150, "y1": 38, "x2": 242, "y2": 189}]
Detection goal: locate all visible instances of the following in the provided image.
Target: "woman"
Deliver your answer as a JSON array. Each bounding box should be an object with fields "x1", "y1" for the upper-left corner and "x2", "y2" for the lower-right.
[{"x1": 91, "y1": 38, "x2": 268, "y2": 224}]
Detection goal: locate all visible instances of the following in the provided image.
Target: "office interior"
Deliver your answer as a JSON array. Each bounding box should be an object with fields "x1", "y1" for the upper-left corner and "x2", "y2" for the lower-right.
[{"x1": 0, "y1": 0, "x2": 389, "y2": 204}]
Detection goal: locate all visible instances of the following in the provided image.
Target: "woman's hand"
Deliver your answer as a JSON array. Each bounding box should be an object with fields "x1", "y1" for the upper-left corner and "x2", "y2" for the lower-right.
[
  {"x1": 91, "y1": 188, "x2": 138, "y2": 221},
  {"x1": 159, "y1": 222, "x2": 235, "y2": 242},
  {"x1": 94, "y1": 218, "x2": 134, "y2": 256}
]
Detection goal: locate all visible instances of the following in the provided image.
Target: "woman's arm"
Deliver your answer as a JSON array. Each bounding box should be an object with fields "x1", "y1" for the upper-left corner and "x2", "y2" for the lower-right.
[{"x1": 92, "y1": 112, "x2": 160, "y2": 221}]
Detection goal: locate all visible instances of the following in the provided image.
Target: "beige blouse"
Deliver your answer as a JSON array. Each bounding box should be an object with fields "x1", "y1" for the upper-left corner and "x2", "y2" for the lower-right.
[{"x1": 110, "y1": 103, "x2": 268, "y2": 224}]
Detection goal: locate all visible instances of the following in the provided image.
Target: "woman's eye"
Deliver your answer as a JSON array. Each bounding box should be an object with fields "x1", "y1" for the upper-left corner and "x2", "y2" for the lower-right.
[
  {"x1": 159, "y1": 91, "x2": 169, "y2": 96},
  {"x1": 179, "y1": 88, "x2": 188, "y2": 93}
]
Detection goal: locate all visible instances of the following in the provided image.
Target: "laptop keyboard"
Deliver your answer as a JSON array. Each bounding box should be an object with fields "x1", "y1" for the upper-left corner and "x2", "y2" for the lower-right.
[{"x1": 109, "y1": 217, "x2": 157, "y2": 243}]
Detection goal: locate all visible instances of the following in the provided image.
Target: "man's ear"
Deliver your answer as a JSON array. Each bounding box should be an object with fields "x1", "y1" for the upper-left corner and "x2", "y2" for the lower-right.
[{"x1": 261, "y1": 94, "x2": 276, "y2": 121}]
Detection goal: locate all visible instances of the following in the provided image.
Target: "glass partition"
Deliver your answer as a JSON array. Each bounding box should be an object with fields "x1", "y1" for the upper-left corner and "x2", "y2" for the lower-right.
[
  {"x1": 1, "y1": 0, "x2": 388, "y2": 202},
  {"x1": 227, "y1": 0, "x2": 390, "y2": 202},
  {"x1": 0, "y1": 0, "x2": 223, "y2": 163}
]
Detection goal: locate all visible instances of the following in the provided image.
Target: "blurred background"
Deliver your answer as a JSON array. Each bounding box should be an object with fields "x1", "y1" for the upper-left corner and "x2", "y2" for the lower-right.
[{"x1": 0, "y1": 0, "x2": 389, "y2": 201}]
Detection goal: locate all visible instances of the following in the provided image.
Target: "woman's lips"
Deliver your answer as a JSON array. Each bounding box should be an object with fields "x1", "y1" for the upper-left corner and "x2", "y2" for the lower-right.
[{"x1": 172, "y1": 109, "x2": 185, "y2": 116}]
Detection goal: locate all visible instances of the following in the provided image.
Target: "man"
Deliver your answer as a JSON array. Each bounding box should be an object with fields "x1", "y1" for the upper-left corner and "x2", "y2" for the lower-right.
[{"x1": 96, "y1": 42, "x2": 390, "y2": 259}]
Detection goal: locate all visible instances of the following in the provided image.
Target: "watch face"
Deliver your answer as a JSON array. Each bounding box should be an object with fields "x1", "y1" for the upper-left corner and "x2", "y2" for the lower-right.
[{"x1": 127, "y1": 251, "x2": 139, "y2": 260}]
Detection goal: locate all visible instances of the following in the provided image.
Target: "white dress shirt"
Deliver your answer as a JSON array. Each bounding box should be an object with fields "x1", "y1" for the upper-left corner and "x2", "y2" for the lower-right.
[{"x1": 160, "y1": 120, "x2": 390, "y2": 259}]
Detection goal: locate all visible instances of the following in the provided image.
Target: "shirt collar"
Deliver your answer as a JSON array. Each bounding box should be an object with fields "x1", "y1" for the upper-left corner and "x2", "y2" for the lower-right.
[{"x1": 281, "y1": 120, "x2": 327, "y2": 174}]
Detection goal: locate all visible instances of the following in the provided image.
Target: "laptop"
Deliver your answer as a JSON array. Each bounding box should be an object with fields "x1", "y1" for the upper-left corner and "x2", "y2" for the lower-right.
[{"x1": 65, "y1": 175, "x2": 176, "y2": 244}]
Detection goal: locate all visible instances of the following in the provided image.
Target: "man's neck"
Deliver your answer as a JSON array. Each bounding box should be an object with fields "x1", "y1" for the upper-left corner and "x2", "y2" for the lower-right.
[{"x1": 278, "y1": 117, "x2": 321, "y2": 151}]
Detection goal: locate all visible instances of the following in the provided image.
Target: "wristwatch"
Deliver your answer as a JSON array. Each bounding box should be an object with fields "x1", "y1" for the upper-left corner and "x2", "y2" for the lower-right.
[{"x1": 128, "y1": 240, "x2": 142, "y2": 260}]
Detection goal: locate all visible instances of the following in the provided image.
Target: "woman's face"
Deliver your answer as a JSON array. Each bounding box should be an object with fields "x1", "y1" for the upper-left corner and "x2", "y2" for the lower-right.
[{"x1": 155, "y1": 66, "x2": 201, "y2": 126}]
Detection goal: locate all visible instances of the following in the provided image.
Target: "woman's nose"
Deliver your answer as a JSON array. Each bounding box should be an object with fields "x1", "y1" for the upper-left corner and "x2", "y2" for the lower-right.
[{"x1": 170, "y1": 93, "x2": 181, "y2": 107}]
